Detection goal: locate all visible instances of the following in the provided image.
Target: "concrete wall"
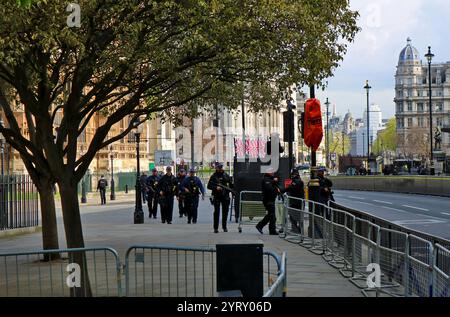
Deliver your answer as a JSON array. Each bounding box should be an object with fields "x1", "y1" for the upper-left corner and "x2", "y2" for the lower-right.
[{"x1": 330, "y1": 176, "x2": 450, "y2": 197}]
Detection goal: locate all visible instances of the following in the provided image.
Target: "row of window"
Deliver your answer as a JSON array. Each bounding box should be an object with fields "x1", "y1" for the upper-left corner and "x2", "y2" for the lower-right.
[
  {"x1": 396, "y1": 75, "x2": 446, "y2": 86},
  {"x1": 396, "y1": 102, "x2": 445, "y2": 113},
  {"x1": 396, "y1": 89, "x2": 446, "y2": 98},
  {"x1": 397, "y1": 117, "x2": 444, "y2": 129}
]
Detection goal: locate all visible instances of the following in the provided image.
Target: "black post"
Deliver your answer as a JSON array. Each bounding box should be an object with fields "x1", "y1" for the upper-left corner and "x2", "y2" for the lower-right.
[
  {"x1": 241, "y1": 94, "x2": 246, "y2": 161},
  {"x1": 287, "y1": 99, "x2": 295, "y2": 173},
  {"x1": 110, "y1": 149, "x2": 116, "y2": 201},
  {"x1": 191, "y1": 119, "x2": 195, "y2": 169},
  {"x1": 426, "y1": 47, "x2": 435, "y2": 175},
  {"x1": 308, "y1": 85, "x2": 320, "y2": 238},
  {"x1": 134, "y1": 132, "x2": 144, "y2": 224},
  {"x1": 364, "y1": 80, "x2": 372, "y2": 173},
  {"x1": 81, "y1": 175, "x2": 87, "y2": 204},
  {"x1": 325, "y1": 98, "x2": 330, "y2": 169}
]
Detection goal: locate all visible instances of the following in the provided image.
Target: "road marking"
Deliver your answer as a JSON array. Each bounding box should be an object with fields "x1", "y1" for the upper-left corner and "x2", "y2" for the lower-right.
[
  {"x1": 382, "y1": 206, "x2": 408, "y2": 214},
  {"x1": 402, "y1": 205, "x2": 430, "y2": 212},
  {"x1": 441, "y1": 212, "x2": 450, "y2": 216},
  {"x1": 355, "y1": 202, "x2": 375, "y2": 206},
  {"x1": 373, "y1": 200, "x2": 393, "y2": 205},
  {"x1": 393, "y1": 219, "x2": 446, "y2": 225},
  {"x1": 349, "y1": 196, "x2": 365, "y2": 200}
]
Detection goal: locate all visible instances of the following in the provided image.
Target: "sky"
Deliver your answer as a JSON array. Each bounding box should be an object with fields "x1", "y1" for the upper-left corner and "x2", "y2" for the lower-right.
[{"x1": 314, "y1": 0, "x2": 450, "y2": 120}]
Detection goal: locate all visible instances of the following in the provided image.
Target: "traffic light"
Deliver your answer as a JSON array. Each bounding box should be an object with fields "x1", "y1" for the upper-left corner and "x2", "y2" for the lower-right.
[{"x1": 283, "y1": 110, "x2": 295, "y2": 143}]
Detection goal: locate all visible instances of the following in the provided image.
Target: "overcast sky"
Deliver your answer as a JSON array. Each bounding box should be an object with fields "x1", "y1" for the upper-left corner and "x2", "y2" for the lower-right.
[{"x1": 314, "y1": 0, "x2": 450, "y2": 120}]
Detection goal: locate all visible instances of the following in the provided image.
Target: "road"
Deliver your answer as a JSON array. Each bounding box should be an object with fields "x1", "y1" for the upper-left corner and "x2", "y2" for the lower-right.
[{"x1": 334, "y1": 190, "x2": 450, "y2": 240}]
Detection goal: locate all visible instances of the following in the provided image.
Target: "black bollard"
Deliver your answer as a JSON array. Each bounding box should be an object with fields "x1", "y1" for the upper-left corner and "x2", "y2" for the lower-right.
[{"x1": 125, "y1": 184, "x2": 128, "y2": 194}]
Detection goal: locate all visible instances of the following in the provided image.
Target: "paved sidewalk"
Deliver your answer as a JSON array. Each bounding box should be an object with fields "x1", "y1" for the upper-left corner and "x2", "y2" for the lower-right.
[{"x1": 0, "y1": 199, "x2": 362, "y2": 297}]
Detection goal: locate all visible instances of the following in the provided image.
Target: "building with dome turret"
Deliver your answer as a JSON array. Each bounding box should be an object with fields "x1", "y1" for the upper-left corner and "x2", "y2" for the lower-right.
[{"x1": 394, "y1": 38, "x2": 450, "y2": 167}]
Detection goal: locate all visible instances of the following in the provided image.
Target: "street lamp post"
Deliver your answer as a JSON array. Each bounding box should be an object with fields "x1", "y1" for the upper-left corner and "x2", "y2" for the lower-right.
[
  {"x1": 425, "y1": 46, "x2": 435, "y2": 175},
  {"x1": 364, "y1": 80, "x2": 372, "y2": 173},
  {"x1": 133, "y1": 121, "x2": 144, "y2": 224},
  {"x1": 109, "y1": 145, "x2": 116, "y2": 201},
  {"x1": 325, "y1": 98, "x2": 330, "y2": 169},
  {"x1": 0, "y1": 119, "x2": 4, "y2": 177}
]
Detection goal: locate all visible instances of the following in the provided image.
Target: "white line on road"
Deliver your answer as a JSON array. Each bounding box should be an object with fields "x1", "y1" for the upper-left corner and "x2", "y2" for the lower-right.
[
  {"x1": 382, "y1": 206, "x2": 409, "y2": 214},
  {"x1": 355, "y1": 202, "x2": 375, "y2": 207},
  {"x1": 402, "y1": 205, "x2": 430, "y2": 212},
  {"x1": 441, "y1": 212, "x2": 450, "y2": 216},
  {"x1": 349, "y1": 196, "x2": 365, "y2": 200},
  {"x1": 373, "y1": 200, "x2": 393, "y2": 205}
]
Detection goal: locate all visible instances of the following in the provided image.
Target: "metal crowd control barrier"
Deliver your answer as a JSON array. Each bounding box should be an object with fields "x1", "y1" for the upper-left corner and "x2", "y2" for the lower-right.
[
  {"x1": 280, "y1": 195, "x2": 450, "y2": 297},
  {"x1": 433, "y1": 244, "x2": 449, "y2": 297},
  {"x1": 0, "y1": 247, "x2": 122, "y2": 297},
  {"x1": 1, "y1": 245, "x2": 286, "y2": 297},
  {"x1": 238, "y1": 191, "x2": 267, "y2": 234},
  {"x1": 124, "y1": 245, "x2": 286, "y2": 297}
]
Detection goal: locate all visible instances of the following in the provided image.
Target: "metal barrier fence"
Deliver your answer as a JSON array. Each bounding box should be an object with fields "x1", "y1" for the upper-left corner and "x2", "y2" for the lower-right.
[
  {"x1": 124, "y1": 245, "x2": 286, "y2": 297},
  {"x1": 0, "y1": 245, "x2": 286, "y2": 297},
  {"x1": 0, "y1": 175, "x2": 39, "y2": 231},
  {"x1": 279, "y1": 195, "x2": 450, "y2": 297},
  {"x1": 0, "y1": 247, "x2": 122, "y2": 297}
]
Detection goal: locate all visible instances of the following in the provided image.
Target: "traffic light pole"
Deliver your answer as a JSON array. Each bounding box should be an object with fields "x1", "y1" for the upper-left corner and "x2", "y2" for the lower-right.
[{"x1": 308, "y1": 85, "x2": 320, "y2": 238}]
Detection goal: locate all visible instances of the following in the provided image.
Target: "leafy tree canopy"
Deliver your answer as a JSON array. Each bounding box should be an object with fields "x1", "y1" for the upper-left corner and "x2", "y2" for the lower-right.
[{"x1": 0, "y1": 0, "x2": 359, "y2": 183}]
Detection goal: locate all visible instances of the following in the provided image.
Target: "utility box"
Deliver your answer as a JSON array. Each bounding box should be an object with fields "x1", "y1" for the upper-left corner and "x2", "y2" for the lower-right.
[{"x1": 216, "y1": 244, "x2": 264, "y2": 297}]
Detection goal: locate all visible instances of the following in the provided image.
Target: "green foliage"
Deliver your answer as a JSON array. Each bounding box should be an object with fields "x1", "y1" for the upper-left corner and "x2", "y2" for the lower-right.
[
  {"x1": 0, "y1": 0, "x2": 359, "y2": 179},
  {"x1": 326, "y1": 130, "x2": 351, "y2": 157},
  {"x1": 372, "y1": 118, "x2": 397, "y2": 154}
]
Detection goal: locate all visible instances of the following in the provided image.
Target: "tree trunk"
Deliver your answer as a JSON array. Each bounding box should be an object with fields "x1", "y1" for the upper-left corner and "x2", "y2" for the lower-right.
[
  {"x1": 59, "y1": 180, "x2": 92, "y2": 297},
  {"x1": 37, "y1": 181, "x2": 60, "y2": 261}
]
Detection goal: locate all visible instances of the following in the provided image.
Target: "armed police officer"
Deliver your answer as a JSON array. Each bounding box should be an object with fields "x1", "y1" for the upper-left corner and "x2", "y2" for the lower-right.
[
  {"x1": 283, "y1": 169, "x2": 305, "y2": 233},
  {"x1": 146, "y1": 168, "x2": 160, "y2": 219},
  {"x1": 176, "y1": 169, "x2": 187, "y2": 218},
  {"x1": 318, "y1": 168, "x2": 334, "y2": 205},
  {"x1": 157, "y1": 166, "x2": 178, "y2": 224},
  {"x1": 207, "y1": 162, "x2": 233, "y2": 233},
  {"x1": 181, "y1": 168, "x2": 205, "y2": 224},
  {"x1": 256, "y1": 168, "x2": 281, "y2": 235},
  {"x1": 97, "y1": 175, "x2": 108, "y2": 205}
]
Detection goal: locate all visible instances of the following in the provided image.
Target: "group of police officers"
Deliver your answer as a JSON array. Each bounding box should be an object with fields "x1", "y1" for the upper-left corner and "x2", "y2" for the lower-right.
[{"x1": 102, "y1": 162, "x2": 333, "y2": 234}]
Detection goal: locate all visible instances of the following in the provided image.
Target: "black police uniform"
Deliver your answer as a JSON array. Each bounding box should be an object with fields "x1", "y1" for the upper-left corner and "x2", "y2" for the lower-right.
[
  {"x1": 176, "y1": 174, "x2": 187, "y2": 218},
  {"x1": 183, "y1": 176, "x2": 204, "y2": 224},
  {"x1": 256, "y1": 174, "x2": 280, "y2": 235},
  {"x1": 97, "y1": 178, "x2": 108, "y2": 205},
  {"x1": 157, "y1": 174, "x2": 178, "y2": 224},
  {"x1": 283, "y1": 176, "x2": 305, "y2": 233},
  {"x1": 207, "y1": 171, "x2": 233, "y2": 232},
  {"x1": 146, "y1": 174, "x2": 160, "y2": 218}
]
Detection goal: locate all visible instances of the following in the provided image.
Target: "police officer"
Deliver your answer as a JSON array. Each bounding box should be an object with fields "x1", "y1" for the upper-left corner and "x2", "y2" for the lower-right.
[
  {"x1": 97, "y1": 175, "x2": 108, "y2": 205},
  {"x1": 157, "y1": 166, "x2": 178, "y2": 224},
  {"x1": 207, "y1": 163, "x2": 233, "y2": 233},
  {"x1": 318, "y1": 168, "x2": 334, "y2": 205},
  {"x1": 181, "y1": 168, "x2": 205, "y2": 224},
  {"x1": 256, "y1": 168, "x2": 280, "y2": 235},
  {"x1": 146, "y1": 169, "x2": 160, "y2": 219},
  {"x1": 176, "y1": 169, "x2": 187, "y2": 218},
  {"x1": 283, "y1": 169, "x2": 305, "y2": 233}
]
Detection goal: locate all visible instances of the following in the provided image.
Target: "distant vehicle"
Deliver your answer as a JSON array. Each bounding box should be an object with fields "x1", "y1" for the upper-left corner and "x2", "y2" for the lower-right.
[{"x1": 295, "y1": 165, "x2": 311, "y2": 176}]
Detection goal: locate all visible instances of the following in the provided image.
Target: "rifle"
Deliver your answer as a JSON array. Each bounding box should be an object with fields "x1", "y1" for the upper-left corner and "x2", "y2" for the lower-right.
[{"x1": 211, "y1": 182, "x2": 236, "y2": 196}]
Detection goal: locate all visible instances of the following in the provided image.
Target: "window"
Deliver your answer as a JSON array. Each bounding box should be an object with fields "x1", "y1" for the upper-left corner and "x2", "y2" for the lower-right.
[
  {"x1": 436, "y1": 103, "x2": 444, "y2": 111},
  {"x1": 417, "y1": 90, "x2": 422, "y2": 97},
  {"x1": 418, "y1": 117, "x2": 424, "y2": 127},
  {"x1": 437, "y1": 117, "x2": 443, "y2": 127},
  {"x1": 397, "y1": 119, "x2": 404, "y2": 129},
  {"x1": 407, "y1": 118, "x2": 413, "y2": 127},
  {"x1": 407, "y1": 102, "x2": 413, "y2": 112},
  {"x1": 396, "y1": 102, "x2": 404, "y2": 113},
  {"x1": 417, "y1": 103, "x2": 424, "y2": 112}
]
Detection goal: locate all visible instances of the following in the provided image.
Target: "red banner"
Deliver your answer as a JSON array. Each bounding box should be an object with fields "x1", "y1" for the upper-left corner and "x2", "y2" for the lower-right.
[{"x1": 304, "y1": 98, "x2": 323, "y2": 151}]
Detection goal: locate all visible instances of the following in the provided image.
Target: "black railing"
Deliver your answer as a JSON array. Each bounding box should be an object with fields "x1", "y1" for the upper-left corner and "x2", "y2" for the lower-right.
[{"x1": 0, "y1": 175, "x2": 39, "y2": 231}]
